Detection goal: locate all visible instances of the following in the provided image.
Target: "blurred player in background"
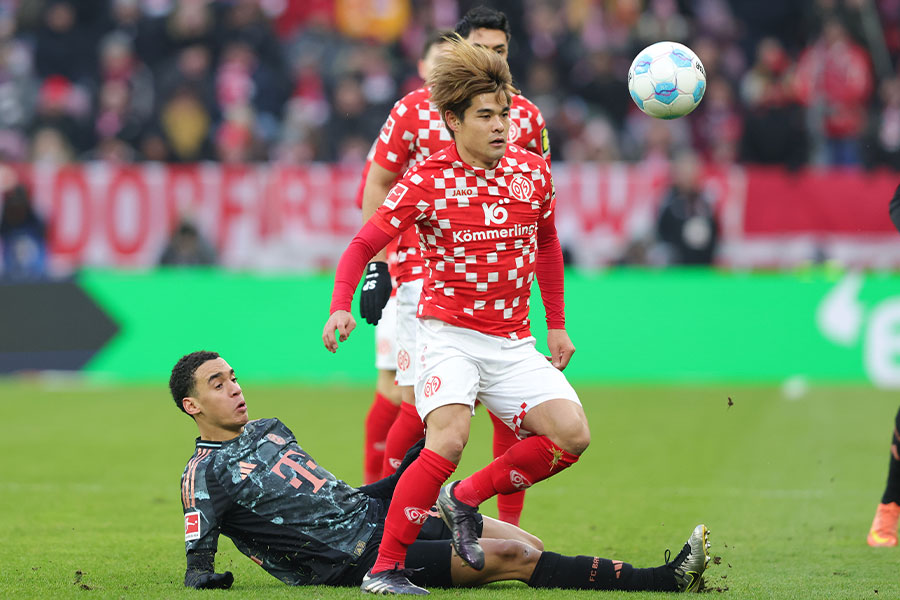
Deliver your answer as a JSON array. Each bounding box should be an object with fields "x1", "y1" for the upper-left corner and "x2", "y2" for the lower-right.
[
  {"x1": 324, "y1": 38, "x2": 588, "y2": 594},
  {"x1": 172, "y1": 351, "x2": 710, "y2": 594},
  {"x1": 868, "y1": 182, "x2": 900, "y2": 547},
  {"x1": 358, "y1": 5, "x2": 551, "y2": 527}
]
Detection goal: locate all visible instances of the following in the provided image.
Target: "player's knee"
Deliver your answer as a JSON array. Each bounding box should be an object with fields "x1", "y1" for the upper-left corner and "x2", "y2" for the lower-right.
[
  {"x1": 492, "y1": 539, "x2": 535, "y2": 563},
  {"x1": 521, "y1": 530, "x2": 544, "y2": 551},
  {"x1": 557, "y1": 421, "x2": 590, "y2": 456},
  {"x1": 426, "y1": 435, "x2": 467, "y2": 463}
]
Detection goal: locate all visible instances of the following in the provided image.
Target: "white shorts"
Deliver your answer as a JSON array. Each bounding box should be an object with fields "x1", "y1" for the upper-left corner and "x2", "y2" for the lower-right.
[
  {"x1": 394, "y1": 278, "x2": 424, "y2": 386},
  {"x1": 414, "y1": 318, "x2": 581, "y2": 439},
  {"x1": 374, "y1": 295, "x2": 398, "y2": 371}
]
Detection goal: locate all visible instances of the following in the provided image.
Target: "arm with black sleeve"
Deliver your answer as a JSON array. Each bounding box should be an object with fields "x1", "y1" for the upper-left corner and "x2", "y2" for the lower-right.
[
  {"x1": 182, "y1": 459, "x2": 234, "y2": 589},
  {"x1": 356, "y1": 437, "x2": 425, "y2": 500}
]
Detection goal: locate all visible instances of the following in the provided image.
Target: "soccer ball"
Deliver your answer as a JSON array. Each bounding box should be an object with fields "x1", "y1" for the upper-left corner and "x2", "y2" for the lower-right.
[{"x1": 627, "y1": 41, "x2": 706, "y2": 119}]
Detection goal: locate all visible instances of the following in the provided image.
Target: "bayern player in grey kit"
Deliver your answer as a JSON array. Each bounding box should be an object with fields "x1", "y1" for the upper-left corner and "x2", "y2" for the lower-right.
[{"x1": 173, "y1": 350, "x2": 710, "y2": 593}]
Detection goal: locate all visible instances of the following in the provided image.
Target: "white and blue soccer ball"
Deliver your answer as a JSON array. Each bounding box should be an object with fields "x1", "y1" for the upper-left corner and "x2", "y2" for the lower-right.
[{"x1": 627, "y1": 41, "x2": 706, "y2": 119}]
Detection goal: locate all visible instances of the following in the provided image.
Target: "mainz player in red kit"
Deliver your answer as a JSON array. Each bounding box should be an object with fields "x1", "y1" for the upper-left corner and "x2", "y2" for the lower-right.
[{"x1": 324, "y1": 38, "x2": 591, "y2": 594}]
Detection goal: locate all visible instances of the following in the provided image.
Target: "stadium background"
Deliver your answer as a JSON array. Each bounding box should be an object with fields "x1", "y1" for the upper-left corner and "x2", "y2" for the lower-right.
[
  {"x1": 1, "y1": 0, "x2": 899, "y2": 386},
  {"x1": 3, "y1": 1, "x2": 900, "y2": 598}
]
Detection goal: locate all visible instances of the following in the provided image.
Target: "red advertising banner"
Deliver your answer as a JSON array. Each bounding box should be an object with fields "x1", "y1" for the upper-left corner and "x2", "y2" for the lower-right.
[{"x1": 8, "y1": 162, "x2": 900, "y2": 274}]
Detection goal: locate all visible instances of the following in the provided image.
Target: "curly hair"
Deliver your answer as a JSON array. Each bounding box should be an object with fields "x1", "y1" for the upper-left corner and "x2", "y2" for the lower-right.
[
  {"x1": 455, "y1": 6, "x2": 511, "y2": 41},
  {"x1": 426, "y1": 37, "x2": 517, "y2": 135},
  {"x1": 169, "y1": 350, "x2": 220, "y2": 414}
]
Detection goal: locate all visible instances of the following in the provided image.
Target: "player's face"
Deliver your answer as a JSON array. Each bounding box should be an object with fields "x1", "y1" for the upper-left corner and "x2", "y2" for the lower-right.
[
  {"x1": 418, "y1": 41, "x2": 450, "y2": 80},
  {"x1": 186, "y1": 358, "x2": 248, "y2": 436},
  {"x1": 466, "y1": 28, "x2": 508, "y2": 62},
  {"x1": 450, "y1": 92, "x2": 510, "y2": 169}
]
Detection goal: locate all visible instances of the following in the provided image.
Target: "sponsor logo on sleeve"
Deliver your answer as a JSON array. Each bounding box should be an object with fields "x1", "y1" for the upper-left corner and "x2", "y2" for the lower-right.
[
  {"x1": 185, "y1": 511, "x2": 201, "y2": 541},
  {"x1": 379, "y1": 115, "x2": 396, "y2": 143},
  {"x1": 384, "y1": 183, "x2": 409, "y2": 209},
  {"x1": 541, "y1": 128, "x2": 550, "y2": 155}
]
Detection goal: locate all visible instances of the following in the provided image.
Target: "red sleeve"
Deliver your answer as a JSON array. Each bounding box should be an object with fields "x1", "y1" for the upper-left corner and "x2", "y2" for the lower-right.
[
  {"x1": 330, "y1": 221, "x2": 396, "y2": 314},
  {"x1": 371, "y1": 92, "x2": 421, "y2": 173},
  {"x1": 535, "y1": 210, "x2": 565, "y2": 329}
]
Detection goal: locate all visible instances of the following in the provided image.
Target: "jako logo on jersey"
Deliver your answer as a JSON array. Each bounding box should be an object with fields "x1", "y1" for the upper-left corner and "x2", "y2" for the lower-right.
[
  {"x1": 452, "y1": 188, "x2": 476, "y2": 197},
  {"x1": 185, "y1": 511, "x2": 201, "y2": 541},
  {"x1": 384, "y1": 183, "x2": 408, "y2": 209},
  {"x1": 508, "y1": 121, "x2": 520, "y2": 143},
  {"x1": 389, "y1": 457, "x2": 403, "y2": 470},
  {"x1": 452, "y1": 222, "x2": 537, "y2": 244},
  {"x1": 509, "y1": 175, "x2": 535, "y2": 202},
  {"x1": 397, "y1": 349, "x2": 410, "y2": 371},
  {"x1": 482, "y1": 199, "x2": 510, "y2": 225},
  {"x1": 404, "y1": 506, "x2": 431, "y2": 525},
  {"x1": 423, "y1": 376, "x2": 441, "y2": 398},
  {"x1": 267, "y1": 433, "x2": 286, "y2": 445},
  {"x1": 509, "y1": 470, "x2": 533, "y2": 490}
]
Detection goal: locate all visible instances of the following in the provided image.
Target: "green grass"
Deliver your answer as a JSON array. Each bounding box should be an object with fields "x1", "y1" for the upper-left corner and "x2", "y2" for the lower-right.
[{"x1": 1, "y1": 378, "x2": 898, "y2": 599}]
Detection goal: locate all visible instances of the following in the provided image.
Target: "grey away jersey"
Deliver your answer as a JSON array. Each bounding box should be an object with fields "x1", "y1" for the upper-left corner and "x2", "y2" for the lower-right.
[{"x1": 180, "y1": 418, "x2": 386, "y2": 585}]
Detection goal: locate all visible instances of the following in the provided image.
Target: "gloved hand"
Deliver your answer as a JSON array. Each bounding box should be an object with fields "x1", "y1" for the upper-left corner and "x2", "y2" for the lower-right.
[
  {"x1": 185, "y1": 570, "x2": 234, "y2": 589},
  {"x1": 357, "y1": 438, "x2": 426, "y2": 500},
  {"x1": 359, "y1": 261, "x2": 392, "y2": 325}
]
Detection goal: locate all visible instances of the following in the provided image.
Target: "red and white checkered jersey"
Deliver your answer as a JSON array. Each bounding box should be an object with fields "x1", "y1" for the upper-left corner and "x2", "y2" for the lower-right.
[
  {"x1": 371, "y1": 142, "x2": 555, "y2": 339},
  {"x1": 369, "y1": 87, "x2": 550, "y2": 285}
]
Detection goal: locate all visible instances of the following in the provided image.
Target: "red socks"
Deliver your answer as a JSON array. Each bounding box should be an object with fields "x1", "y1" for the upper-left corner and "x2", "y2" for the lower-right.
[
  {"x1": 372, "y1": 448, "x2": 457, "y2": 573},
  {"x1": 364, "y1": 393, "x2": 400, "y2": 484},
  {"x1": 381, "y1": 401, "x2": 425, "y2": 477},
  {"x1": 490, "y1": 411, "x2": 525, "y2": 526},
  {"x1": 453, "y1": 435, "x2": 579, "y2": 508}
]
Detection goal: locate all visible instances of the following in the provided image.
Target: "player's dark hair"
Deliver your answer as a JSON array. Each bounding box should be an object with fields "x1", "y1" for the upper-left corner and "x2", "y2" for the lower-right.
[
  {"x1": 422, "y1": 29, "x2": 455, "y2": 59},
  {"x1": 455, "y1": 6, "x2": 511, "y2": 41},
  {"x1": 170, "y1": 350, "x2": 220, "y2": 414},
  {"x1": 427, "y1": 36, "x2": 517, "y2": 136}
]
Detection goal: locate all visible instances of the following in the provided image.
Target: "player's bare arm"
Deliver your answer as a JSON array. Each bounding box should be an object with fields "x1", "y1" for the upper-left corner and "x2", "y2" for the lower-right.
[
  {"x1": 546, "y1": 328, "x2": 575, "y2": 371},
  {"x1": 361, "y1": 162, "x2": 400, "y2": 263},
  {"x1": 323, "y1": 310, "x2": 356, "y2": 353},
  {"x1": 325, "y1": 210, "x2": 399, "y2": 352}
]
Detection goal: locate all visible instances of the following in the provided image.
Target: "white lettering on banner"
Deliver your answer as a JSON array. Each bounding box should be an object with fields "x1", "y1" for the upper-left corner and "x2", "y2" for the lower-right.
[
  {"x1": 866, "y1": 301, "x2": 900, "y2": 387},
  {"x1": 818, "y1": 273, "x2": 900, "y2": 388},
  {"x1": 18, "y1": 163, "x2": 900, "y2": 275}
]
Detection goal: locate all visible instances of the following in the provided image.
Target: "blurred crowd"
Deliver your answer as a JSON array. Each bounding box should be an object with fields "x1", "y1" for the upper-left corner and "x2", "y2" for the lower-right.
[{"x1": 1, "y1": 0, "x2": 900, "y2": 169}]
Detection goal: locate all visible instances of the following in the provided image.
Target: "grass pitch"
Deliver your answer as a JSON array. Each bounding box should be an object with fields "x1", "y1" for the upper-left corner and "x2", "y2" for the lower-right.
[{"x1": 1, "y1": 378, "x2": 898, "y2": 599}]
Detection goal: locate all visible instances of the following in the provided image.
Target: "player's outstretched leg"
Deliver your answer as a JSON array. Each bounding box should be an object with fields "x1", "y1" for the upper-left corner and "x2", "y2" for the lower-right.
[
  {"x1": 361, "y1": 565, "x2": 429, "y2": 595},
  {"x1": 868, "y1": 405, "x2": 900, "y2": 547},
  {"x1": 666, "y1": 524, "x2": 711, "y2": 592},
  {"x1": 437, "y1": 481, "x2": 485, "y2": 570},
  {"x1": 868, "y1": 502, "x2": 900, "y2": 547}
]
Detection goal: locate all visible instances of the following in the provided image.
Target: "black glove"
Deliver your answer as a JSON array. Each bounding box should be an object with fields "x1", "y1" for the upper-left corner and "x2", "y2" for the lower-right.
[
  {"x1": 395, "y1": 437, "x2": 426, "y2": 476},
  {"x1": 185, "y1": 570, "x2": 234, "y2": 589},
  {"x1": 359, "y1": 261, "x2": 392, "y2": 325},
  {"x1": 357, "y1": 437, "x2": 426, "y2": 500}
]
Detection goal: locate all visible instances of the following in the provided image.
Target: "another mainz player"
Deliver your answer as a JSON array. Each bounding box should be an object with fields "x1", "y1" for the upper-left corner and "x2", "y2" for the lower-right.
[{"x1": 324, "y1": 39, "x2": 590, "y2": 594}]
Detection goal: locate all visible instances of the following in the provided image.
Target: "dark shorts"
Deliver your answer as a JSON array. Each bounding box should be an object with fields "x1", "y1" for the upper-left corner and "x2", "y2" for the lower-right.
[{"x1": 344, "y1": 512, "x2": 484, "y2": 588}]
